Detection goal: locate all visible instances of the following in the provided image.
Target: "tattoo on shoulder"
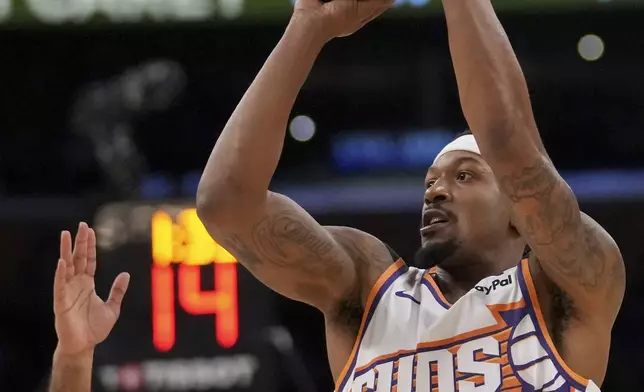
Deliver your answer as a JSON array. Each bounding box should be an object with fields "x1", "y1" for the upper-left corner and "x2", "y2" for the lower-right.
[
  {"x1": 322, "y1": 228, "x2": 394, "y2": 329},
  {"x1": 327, "y1": 227, "x2": 394, "y2": 272}
]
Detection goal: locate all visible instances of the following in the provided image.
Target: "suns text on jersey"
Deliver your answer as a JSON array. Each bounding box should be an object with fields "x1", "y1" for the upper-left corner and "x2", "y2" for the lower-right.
[{"x1": 350, "y1": 335, "x2": 505, "y2": 392}]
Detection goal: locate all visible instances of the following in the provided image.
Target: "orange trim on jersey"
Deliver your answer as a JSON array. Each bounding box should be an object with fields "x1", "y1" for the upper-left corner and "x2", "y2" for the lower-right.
[
  {"x1": 417, "y1": 299, "x2": 523, "y2": 349},
  {"x1": 353, "y1": 299, "x2": 525, "y2": 374},
  {"x1": 334, "y1": 258, "x2": 407, "y2": 391},
  {"x1": 425, "y1": 268, "x2": 452, "y2": 308},
  {"x1": 520, "y1": 258, "x2": 590, "y2": 388}
]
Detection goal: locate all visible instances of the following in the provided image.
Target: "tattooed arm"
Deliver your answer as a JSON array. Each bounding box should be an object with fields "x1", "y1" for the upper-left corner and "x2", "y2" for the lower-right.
[
  {"x1": 200, "y1": 192, "x2": 393, "y2": 313},
  {"x1": 196, "y1": 12, "x2": 393, "y2": 312},
  {"x1": 49, "y1": 224, "x2": 130, "y2": 392},
  {"x1": 442, "y1": 0, "x2": 624, "y2": 321}
]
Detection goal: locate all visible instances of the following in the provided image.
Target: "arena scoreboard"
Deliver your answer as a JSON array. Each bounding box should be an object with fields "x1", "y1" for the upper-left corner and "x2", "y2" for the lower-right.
[{"x1": 91, "y1": 203, "x2": 279, "y2": 392}]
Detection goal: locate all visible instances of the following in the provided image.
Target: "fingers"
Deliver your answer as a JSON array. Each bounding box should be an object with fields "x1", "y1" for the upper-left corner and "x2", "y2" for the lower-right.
[
  {"x1": 86, "y1": 228, "x2": 97, "y2": 277},
  {"x1": 73, "y1": 222, "x2": 89, "y2": 275},
  {"x1": 53, "y1": 259, "x2": 67, "y2": 314},
  {"x1": 359, "y1": 7, "x2": 383, "y2": 28},
  {"x1": 362, "y1": 0, "x2": 393, "y2": 23},
  {"x1": 334, "y1": 0, "x2": 394, "y2": 37},
  {"x1": 60, "y1": 230, "x2": 74, "y2": 279},
  {"x1": 106, "y1": 273, "x2": 131, "y2": 317}
]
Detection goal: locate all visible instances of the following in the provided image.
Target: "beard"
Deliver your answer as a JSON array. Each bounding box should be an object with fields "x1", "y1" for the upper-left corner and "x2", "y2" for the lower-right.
[{"x1": 413, "y1": 238, "x2": 460, "y2": 269}]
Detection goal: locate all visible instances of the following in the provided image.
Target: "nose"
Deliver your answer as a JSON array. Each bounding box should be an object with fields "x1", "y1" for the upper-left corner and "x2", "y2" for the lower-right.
[{"x1": 424, "y1": 178, "x2": 452, "y2": 206}]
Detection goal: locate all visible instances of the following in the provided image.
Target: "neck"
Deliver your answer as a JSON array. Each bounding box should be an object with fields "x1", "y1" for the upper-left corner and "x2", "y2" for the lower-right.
[
  {"x1": 432, "y1": 247, "x2": 524, "y2": 302},
  {"x1": 433, "y1": 263, "x2": 495, "y2": 301}
]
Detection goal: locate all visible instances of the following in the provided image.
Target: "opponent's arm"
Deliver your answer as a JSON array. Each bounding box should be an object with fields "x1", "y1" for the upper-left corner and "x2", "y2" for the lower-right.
[
  {"x1": 50, "y1": 224, "x2": 129, "y2": 392},
  {"x1": 49, "y1": 350, "x2": 93, "y2": 392},
  {"x1": 442, "y1": 0, "x2": 624, "y2": 321},
  {"x1": 197, "y1": 2, "x2": 394, "y2": 313}
]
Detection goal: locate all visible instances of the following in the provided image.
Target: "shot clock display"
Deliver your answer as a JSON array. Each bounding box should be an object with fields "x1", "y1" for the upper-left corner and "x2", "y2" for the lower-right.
[
  {"x1": 92, "y1": 203, "x2": 278, "y2": 392},
  {"x1": 150, "y1": 209, "x2": 239, "y2": 352}
]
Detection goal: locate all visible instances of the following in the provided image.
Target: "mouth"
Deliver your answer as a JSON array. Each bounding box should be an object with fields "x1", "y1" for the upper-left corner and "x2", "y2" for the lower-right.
[{"x1": 420, "y1": 209, "x2": 451, "y2": 235}]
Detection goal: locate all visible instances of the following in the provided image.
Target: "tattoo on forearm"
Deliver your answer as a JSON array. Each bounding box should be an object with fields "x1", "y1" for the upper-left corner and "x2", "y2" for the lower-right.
[{"x1": 330, "y1": 228, "x2": 393, "y2": 271}]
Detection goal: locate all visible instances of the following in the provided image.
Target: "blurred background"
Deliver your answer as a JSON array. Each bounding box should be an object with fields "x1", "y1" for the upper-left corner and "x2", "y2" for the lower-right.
[{"x1": 0, "y1": 0, "x2": 643, "y2": 390}]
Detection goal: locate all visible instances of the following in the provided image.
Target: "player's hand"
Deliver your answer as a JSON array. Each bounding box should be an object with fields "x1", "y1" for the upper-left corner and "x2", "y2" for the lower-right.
[
  {"x1": 53, "y1": 222, "x2": 130, "y2": 355},
  {"x1": 293, "y1": 0, "x2": 394, "y2": 39}
]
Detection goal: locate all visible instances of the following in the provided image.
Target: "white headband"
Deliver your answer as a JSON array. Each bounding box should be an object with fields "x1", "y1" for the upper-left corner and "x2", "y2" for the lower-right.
[{"x1": 433, "y1": 134, "x2": 481, "y2": 165}]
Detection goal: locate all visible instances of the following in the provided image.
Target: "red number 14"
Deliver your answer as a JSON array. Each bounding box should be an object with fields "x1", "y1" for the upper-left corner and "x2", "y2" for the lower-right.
[{"x1": 150, "y1": 210, "x2": 239, "y2": 352}]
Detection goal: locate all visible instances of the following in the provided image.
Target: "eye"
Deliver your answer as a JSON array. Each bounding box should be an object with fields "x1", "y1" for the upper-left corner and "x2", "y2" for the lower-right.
[
  {"x1": 426, "y1": 179, "x2": 436, "y2": 188},
  {"x1": 457, "y1": 171, "x2": 473, "y2": 181}
]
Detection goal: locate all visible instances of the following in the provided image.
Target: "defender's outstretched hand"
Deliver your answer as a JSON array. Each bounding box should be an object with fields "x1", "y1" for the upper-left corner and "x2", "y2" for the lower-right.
[
  {"x1": 53, "y1": 222, "x2": 130, "y2": 355},
  {"x1": 294, "y1": 0, "x2": 394, "y2": 39}
]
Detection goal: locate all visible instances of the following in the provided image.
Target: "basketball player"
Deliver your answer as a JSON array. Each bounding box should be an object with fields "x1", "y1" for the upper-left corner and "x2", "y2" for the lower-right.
[
  {"x1": 197, "y1": 0, "x2": 624, "y2": 392},
  {"x1": 46, "y1": 1, "x2": 624, "y2": 391},
  {"x1": 48, "y1": 223, "x2": 130, "y2": 392}
]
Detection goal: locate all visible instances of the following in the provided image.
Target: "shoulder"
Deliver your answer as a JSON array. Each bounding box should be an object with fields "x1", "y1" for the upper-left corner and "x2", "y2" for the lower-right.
[
  {"x1": 323, "y1": 226, "x2": 403, "y2": 346},
  {"x1": 325, "y1": 226, "x2": 401, "y2": 306},
  {"x1": 529, "y1": 212, "x2": 624, "y2": 316},
  {"x1": 326, "y1": 226, "x2": 399, "y2": 264},
  {"x1": 529, "y1": 212, "x2": 625, "y2": 332}
]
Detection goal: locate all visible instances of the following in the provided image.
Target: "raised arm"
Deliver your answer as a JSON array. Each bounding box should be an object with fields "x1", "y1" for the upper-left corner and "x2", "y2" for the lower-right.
[
  {"x1": 49, "y1": 351, "x2": 94, "y2": 392},
  {"x1": 442, "y1": 0, "x2": 624, "y2": 321},
  {"x1": 50, "y1": 223, "x2": 129, "y2": 392},
  {"x1": 196, "y1": 0, "x2": 394, "y2": 313}
]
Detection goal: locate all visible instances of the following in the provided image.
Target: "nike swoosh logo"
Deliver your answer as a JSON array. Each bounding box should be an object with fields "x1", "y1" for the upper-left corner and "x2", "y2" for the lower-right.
[{"x1": 395, "y1": 290, "x2": 420, "y2": 305}]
